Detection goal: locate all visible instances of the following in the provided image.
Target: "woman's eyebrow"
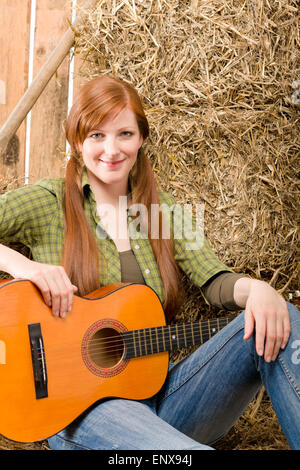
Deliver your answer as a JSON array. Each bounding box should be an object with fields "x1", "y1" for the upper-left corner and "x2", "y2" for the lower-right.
[{"x1": 89, "y1": 126, "x2": 136, "y2": 133}]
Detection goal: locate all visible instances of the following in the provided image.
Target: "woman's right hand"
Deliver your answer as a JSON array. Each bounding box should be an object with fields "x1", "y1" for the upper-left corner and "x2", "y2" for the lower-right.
[{"x1": 11, "y1": 258, "x2": 78, "y2": 318}]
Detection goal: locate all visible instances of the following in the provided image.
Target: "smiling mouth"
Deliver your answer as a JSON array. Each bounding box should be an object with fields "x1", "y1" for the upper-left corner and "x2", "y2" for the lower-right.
[{"x1": 98, "y1": 159, "x2": 125, "y2": 167}]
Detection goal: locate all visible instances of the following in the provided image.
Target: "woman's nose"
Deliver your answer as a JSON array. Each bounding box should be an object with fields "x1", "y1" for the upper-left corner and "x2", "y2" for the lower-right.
[{"x1": 103, "y1": 136, "x2": 119, "y2": 156}]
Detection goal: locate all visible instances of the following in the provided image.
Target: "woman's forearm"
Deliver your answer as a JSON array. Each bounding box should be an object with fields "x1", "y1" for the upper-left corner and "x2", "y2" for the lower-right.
[
  {"x1": 0, "y1": 243, "x2": 30, "y2": 277},
  {"x1": 0, "y1": 243, "x2": 77, "y2": 317}
]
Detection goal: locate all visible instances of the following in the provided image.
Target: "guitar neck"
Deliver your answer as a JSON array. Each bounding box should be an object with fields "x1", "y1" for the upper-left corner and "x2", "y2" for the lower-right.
[{"x1": 123, "y1": 315, "x2": 237, "y2": 359}]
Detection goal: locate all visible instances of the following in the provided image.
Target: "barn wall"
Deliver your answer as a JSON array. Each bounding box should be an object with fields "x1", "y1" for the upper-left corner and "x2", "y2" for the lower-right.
[{"x1": 0, "y1": 0, "x2": 83, "y2": 184}]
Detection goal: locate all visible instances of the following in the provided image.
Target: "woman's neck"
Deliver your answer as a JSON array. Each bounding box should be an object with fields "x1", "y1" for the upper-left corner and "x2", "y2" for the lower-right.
[{"x1": 87, "y1": 171, "x2": 129, "y2": 209}]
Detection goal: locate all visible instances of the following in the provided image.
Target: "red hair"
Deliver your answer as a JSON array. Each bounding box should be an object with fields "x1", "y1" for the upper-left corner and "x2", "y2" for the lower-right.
[{"x1": 63, "y1": 76, "x2": 183, "y2": 319}]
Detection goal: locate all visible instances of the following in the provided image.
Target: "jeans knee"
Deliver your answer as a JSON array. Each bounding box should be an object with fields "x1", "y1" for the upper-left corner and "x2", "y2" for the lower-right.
[{"x1": 287, "y1": 301, "x2": 300, "y2": 321}]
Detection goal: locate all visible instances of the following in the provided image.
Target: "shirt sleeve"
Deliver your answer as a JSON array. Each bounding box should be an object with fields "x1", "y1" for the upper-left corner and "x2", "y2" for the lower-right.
[
  {"x1": 0, "y1": 183, "x2": 58, "y2": 247},
  {"x1": 201, "y1": 271, "x2": 246, "y2": 310}
]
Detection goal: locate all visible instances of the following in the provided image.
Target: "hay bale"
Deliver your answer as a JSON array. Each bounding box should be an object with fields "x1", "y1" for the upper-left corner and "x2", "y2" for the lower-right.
[{"x1": 73, "y1": 0, "x2": 299, "y2": 295}]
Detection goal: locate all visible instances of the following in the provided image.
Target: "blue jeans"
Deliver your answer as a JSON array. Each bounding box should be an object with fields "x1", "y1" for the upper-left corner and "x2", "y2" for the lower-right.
[{"x1": 48, "y1": 302, "x2": 300, "y2": 450}]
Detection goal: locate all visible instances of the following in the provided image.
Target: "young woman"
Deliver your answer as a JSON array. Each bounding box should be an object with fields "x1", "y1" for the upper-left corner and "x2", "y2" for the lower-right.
[{"x1": 0, "y1": 76, "x2": 299, "y2": 450}]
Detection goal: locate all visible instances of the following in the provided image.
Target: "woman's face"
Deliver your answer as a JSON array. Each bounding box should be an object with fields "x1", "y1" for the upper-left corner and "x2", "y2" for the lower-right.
[{"x1": 78, "y1": 107, "x2": 143, "y2": 191}]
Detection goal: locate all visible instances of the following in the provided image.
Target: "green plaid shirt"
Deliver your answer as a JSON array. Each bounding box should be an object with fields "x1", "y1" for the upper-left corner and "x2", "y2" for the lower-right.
[{"x1": 0, "y1": 169, "x2": 232, "y2": 305}]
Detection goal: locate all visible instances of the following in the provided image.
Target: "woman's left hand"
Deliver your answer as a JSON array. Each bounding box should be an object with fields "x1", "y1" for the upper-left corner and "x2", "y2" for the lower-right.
[{"x1": 234, "y1": 278, "x2": 290, "y2": 362}]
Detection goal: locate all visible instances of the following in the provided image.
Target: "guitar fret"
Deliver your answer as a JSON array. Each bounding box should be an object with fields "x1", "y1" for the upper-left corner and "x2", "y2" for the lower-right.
[
  {"x1": 147, "y1": 329, "x2": 151, "y2": 355},
  {"x1": 169, "y1": 325, "x2": 173, "y2": 351},
  {"x1": 210, "y1": 320, "x2": 217, "y2": 335},
  {"x1": 161, "y1": 326, "x2": 166, "y2": 351},
  {"x1": 150, "y1": 328, "x2": 157, "y2": 354},
  {"x1": 187, "y1": 323, "x2": 194, "y2": 348},
  {"x1": 155, "y1": 327, "x2": 160, "y2": 353},
  {"x1": 177, "y1": 324, "x2": 186, "y2": 349},
  {"x1": 149, "y1": 328, "x2": 153, "y2": 354},
  {"x1": 143, "y1": 329, "x2": 147, "y2": 356},
  {"x1": 192, "y1": 322, "x2": 199, "y2": 346},
  {"x1": 138, "y1": 329, "x2": 142, "y2": 357},
  {"x1": 208, "y1": 319, "x2": 211, "y2": 339},
  {"x1": 132, "y1": 330, "x2": 137, "y2": 357},
  {"x1": 176, "y1": 324, "x2": 179, "y2": 349},
  {"x1": 183, "y1": 323, "x2": 187, "y2": 347}
]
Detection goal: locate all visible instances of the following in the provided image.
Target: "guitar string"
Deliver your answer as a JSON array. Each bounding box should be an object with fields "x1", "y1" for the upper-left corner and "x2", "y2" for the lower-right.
[
  {"x1": 33, "y1": 318, "x2": 236, "y2": 361},
  {"x1": 33, "y1": 320, "x2": 235, "y2": 366},
  {"x1": 34, "y1": 321, "x2": 235, "y2": 368},
  {"x1": 43, "y1": 326, "x2": 220, "y2": 368},
  {"x1": 43, "y1": 338, "x2": 200, "y2": 368},
  {"x1": 34, "y1": 327, "x2": 223, "y2": 369},
  {"x1": 33, "y1": 316, "x2": 236, "y2": 354},
  {"x1": 34, "y1": 318, "x2": 233, "y2": 355},
  {"x1": 83, "y1": 321, "x2": 230, "y2": 356}
]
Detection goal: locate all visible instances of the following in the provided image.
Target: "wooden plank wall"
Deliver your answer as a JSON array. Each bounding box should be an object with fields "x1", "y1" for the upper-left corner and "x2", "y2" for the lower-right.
[
  {"x1": 0, "y1": 0, "x2": 86, "y2": 185},
  {"x1": 0, "y1": 0, "x2": 31, "y2": 183}
]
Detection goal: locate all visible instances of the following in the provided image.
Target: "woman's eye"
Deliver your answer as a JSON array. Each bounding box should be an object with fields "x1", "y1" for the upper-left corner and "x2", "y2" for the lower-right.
[
  {"x1": 90, "y1": 133, "x2": 103, "y2": 139},
  {"x1": 121, "y1": 131, "x2": 133, "y2": 137}
]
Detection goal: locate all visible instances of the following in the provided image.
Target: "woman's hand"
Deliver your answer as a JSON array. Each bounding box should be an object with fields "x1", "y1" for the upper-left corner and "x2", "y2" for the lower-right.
[
  {"x1": 234, "y1": 278, "x2": 290, "y2": 362},
  {"x1": 11, "y1": 257, "x2": 78, "y2": 319}
]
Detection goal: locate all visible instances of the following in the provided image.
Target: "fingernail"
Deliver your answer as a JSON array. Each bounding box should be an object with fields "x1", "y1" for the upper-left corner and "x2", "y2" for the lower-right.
[
  {"x1": 61, "y1": 312, "x2": 66, "y2": 318},
  {"x1": 266, "y1": 356, "x2": 271, "y2": 362},
  {"x1": 68, "y1": 305, "x2": 72, "y2": 312},
  {"x1": 54, "y1": 311, "x2": 59, "y2": 317}
]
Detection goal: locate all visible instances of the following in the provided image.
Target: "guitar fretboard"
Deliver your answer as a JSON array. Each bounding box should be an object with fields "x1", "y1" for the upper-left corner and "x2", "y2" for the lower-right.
[{"x1": 123, "y1": 315, "x2": 237, "y2": 359}]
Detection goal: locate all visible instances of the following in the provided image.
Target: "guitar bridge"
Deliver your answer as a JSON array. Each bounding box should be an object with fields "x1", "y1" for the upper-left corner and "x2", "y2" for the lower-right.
[{"x1": 28, "y1": 323, "x2": 48, "y2": 399}]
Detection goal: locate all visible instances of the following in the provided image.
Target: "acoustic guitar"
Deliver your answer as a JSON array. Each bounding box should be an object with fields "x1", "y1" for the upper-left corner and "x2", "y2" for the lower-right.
[{"x1": 0, "y1": 279, "x2": 236, "y2": 443}]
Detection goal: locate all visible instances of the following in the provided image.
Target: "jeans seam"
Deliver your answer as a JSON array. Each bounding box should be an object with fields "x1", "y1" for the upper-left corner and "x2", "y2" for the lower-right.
[
  {"x1": 278, "y1": 356, "x2": 300, "y2": 400},
  {"x1": 160, "y1": 323, "x2": 245, "y2": 401},
  {"x1": 50, "y1": 434, "x2": 93, "y2": 450}
]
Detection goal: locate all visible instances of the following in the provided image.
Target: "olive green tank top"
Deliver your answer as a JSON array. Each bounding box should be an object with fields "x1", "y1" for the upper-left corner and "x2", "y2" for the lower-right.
[
  {"x1": 119, "y1": 250, "x2": 243, "y2": 310},
  {"x1": 119, "y1": 249, "x2": 145, "y2": 284}
]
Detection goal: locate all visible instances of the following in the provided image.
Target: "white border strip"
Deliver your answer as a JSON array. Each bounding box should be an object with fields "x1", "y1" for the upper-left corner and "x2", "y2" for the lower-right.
[
  {"x1": 66, "y1": 0, "x2": 77, "y2": 160},
  {"x1": 25, "y1": 0, "x2": 37, "y2": 184}
]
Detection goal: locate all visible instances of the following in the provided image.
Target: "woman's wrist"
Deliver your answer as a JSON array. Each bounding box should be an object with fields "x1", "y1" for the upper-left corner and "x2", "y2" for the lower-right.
[{"x1": 233, "y1": 277, "x2": 255, "y2": 308}]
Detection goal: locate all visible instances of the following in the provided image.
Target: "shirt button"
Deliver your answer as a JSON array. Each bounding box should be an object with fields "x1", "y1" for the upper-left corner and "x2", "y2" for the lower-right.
[
  {"x1": 135, "y1": 244, "x2": 140, "y2": 249},
  {"x1": 144, "y1": 269, "x2": 150, "y2": 275}
]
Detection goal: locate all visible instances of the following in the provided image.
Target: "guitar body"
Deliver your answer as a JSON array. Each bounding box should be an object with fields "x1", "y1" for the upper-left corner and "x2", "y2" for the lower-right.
[{"x1": 0, "y1": 280, "x2": 169, "y2": 443}]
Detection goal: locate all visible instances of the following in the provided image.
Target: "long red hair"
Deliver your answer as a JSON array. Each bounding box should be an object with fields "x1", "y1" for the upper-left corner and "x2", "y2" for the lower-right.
[{"x1": 63, "y1": 76, "x2": 183, "y2": 319}]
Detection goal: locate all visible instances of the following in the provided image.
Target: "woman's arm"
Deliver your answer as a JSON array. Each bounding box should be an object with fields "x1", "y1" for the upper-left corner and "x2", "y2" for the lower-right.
[
  {"x1": 0, "y1": 243, "x2": 77, "y2": 318},
  {"x1": 234, "y1": 277, "x2": 290, "y2": 362}
]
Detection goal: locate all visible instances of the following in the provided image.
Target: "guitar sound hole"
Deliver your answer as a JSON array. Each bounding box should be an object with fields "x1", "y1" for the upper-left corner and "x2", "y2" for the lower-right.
[{"x1": 88, "y1": 328, "x2": 124, "y2": 369}]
